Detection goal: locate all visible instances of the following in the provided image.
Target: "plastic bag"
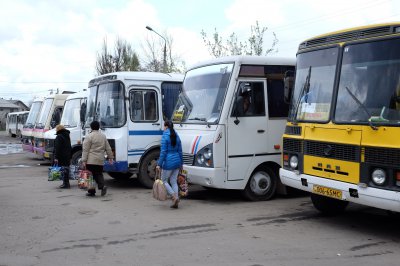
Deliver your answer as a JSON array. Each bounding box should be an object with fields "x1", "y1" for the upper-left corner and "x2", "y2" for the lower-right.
[
  {"x1": 48, "y1": 164, "x2": 63, "y2": 181},
  {"x1": 178, "y1": 169, "x2": 188, "y2": 197},
  {"x1": 78, "y1": 169, "x2": 92, "y2": 189}
]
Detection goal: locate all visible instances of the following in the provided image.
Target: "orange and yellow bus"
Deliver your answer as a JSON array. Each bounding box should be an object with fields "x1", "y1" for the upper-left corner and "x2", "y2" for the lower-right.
[{"x1": 280, "y1": 23, "x2": 400, "y2": 214}]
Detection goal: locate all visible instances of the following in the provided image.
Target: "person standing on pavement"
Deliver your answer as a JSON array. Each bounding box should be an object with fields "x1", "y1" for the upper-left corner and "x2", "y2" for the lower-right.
[
  {"x1": 54, "y1": 124, "x2": 72, "y2": 189},
  {"x1": 82, "y1": 121, "x2": 114, "y2": 197},
  {"x1": 156, "y1": 120, "x2": 183, "y2": 209}
]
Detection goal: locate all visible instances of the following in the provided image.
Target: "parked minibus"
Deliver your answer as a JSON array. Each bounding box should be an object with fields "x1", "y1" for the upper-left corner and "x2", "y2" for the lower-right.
[
  {"x1": 21, "y1": 97, "x2": 43, "y2": 152},
  {"x1": 6, "y1": 111, "x2": 29, "y2": 138},
  {"x1": 84, "y1": 72, "x2": 183, "y2": 188},
  {"x1": 172, "y1": 55, "x2": 295, "y2": 200}
]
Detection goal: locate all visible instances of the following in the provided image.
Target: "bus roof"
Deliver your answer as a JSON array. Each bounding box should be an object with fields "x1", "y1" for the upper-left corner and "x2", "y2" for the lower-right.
[
  {"x1": 187, "y1": 55, "x2": 296, "y2": 71},
  {"x1": 65, "y1": 89, "x2": 88, "y2": 100},
  {"x1": 299, "y1": 22, "x2": 400, "y2": 51},
  {"x1": 7, "y1": 111, "x2": 29, "y2": 116},
  {"x1": 88, "y1": 71, "x2": 184, "y2": 87}
]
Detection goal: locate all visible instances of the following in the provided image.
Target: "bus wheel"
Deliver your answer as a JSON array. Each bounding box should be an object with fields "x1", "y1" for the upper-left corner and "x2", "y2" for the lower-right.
[
  {"x1": 310, "y1": 193, "x2": 348, "y2": 215},
  {"x1": 242, "y1": 166, "x2": 277, "y2": 201},
  {"x1": 138, "y1": 150, "x2": 159, "y2": 189},
  {"x1": 108, "y1": 172, "x2": 132, "y2": 180},
  {"x1": 71, "y1": 150, "x2": 82, "y2": 166}
]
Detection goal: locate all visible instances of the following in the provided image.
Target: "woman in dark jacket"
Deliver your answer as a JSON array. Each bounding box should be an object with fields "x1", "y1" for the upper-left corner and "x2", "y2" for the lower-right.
[
  {"x1": 54, "y1": 124, "x2": 72, "y2": 188},
  {"x1": 156, "y1": 120, "x2": 183, "y2": 208}
]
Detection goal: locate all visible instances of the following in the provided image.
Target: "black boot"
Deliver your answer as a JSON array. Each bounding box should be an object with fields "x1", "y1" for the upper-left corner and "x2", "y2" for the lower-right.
[{"x1": 59, "y1": 183, "x2": 70, "y2": 189}]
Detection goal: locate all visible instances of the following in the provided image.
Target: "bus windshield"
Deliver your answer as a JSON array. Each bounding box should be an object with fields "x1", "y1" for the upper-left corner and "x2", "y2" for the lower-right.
[
  {"x1": 36, "y1": 98, "x2": 54, "y2": 129},
  {"x1": 86, "y1": 82, "x2": 125, "y2": 128},
  {"x1": 335, "y1": 38, "x2": 400, "y2": 125},
  {"x1": 61, "y1": 98, "x2": 81, "y2": 128},
  {"x1": 25, "y1": 101, "x2": 42, "y2": 128},
  {"x1": 173, "y1": 63, "x2": 233, "y2": 124},
  {"x1": 289, "y1": 47, "x2": 338, "y2": 122}
]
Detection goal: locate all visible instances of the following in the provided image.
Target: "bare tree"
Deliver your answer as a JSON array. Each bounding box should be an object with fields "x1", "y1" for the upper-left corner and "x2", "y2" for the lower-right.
[
  {"x1": 201, "y1": 21, "x2": 278, "y2": 58},
  {"x1": 95, "y1": 37, "x2": 140, "y2": 75},
  {"x1": 141, "y1": 31, "x2": 185, "y2": 73}
]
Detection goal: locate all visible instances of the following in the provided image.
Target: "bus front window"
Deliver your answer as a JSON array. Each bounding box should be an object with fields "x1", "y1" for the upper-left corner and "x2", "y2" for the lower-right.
[
  {"x1": 290, "y1": 47, "x2": 338, "y2": 122},
  {"x1": 173, "y1": 63, "x2": 233, "y2": 124},
  {"x1": 86, "y1": 82, "x2": 125, "y2": 128},
  {"x1": 335, "y1": 38, "x2": 400, "y2": 125}
]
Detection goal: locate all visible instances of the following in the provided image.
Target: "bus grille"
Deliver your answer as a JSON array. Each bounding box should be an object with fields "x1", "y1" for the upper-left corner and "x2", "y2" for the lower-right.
[
  {"x1": 364, "y1": 147, "x2": 400, "y2": 166},
  {"x1": 283, "y1": 138, "x2": 302, "y2": 153},
  {"x1": 284, "y1": 125, "x2": 302, "y2": 136},
  {"x1": 299, "y1": 26, "x2": 393, "y2": 50},
  {"x1": 304, "y1": 140, "x2": 360, "y2": 162},
  {"x1": 183, "y1": 153, "x2": 194, "y2": 165}
]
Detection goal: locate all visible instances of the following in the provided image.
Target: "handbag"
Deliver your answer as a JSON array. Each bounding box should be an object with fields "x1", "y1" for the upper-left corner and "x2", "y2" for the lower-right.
[
  {"x1": 152, "y1": 169, "x2": 168, "y2": 201},
  {"x1": 48, "y1": 164, "x2": 63, "y2": 181},
  {"x1": 177, "y1": 169, "x2": 188, "y2": 197}
]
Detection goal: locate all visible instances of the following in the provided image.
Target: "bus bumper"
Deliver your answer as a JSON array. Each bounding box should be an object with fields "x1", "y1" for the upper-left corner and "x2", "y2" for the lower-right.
[
  {"x1": 103, "y1": 161, "x2": 128, "y2": 172},
  {"x1": 184, "y1": 166, "x2": 226, "y2": 188},
  {"x1": 279, "y1": 168, "x2": 400, "y2": 212}
]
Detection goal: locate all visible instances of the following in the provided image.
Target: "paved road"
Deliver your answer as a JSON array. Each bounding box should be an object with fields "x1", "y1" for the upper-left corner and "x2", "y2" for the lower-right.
[{"x1": 0, "y1": 131, "x2": 399, "y2": 266}]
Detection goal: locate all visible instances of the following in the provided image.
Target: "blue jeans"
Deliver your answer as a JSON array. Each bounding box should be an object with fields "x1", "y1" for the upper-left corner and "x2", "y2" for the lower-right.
[{"x1": 161, "y1": 168, "x2": 179, "y2": 199}]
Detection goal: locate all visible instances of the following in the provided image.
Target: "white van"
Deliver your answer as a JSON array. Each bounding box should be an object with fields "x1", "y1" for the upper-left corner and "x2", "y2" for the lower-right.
[
  {"x1": 172, "y1": 56, "x2": 295, "y2": 200},
  {"x1": 43, "y1": 90, "x2": 88, "y2": 163},
  {"x1": 85, "y1": 72, "x2": 183, "y2": 188},
  {"x1": 21, "y1": 97, "x2": 43, "y2": 153},
  {"x1": 6, "y1": 111, "x2": 29, "y2": 138},
  {"x1": 32, "y1": 92, "x2": 73, "y2": 157}
]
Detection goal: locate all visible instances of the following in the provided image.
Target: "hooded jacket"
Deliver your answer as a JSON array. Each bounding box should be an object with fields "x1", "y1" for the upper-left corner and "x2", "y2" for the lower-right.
[
  {"x1": 157, "y1": 128, "x2": 183, "y2": 170},
  {"x1": 54, "y1": 128, "x2": 72, "y2": 166},
  {"x1": 82, "y1": 130, "x2": 114, "y2": 165}
]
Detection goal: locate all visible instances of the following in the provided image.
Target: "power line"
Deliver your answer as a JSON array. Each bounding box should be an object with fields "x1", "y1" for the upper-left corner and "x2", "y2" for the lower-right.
[{"x1": 0, "y1": 81, "x2": 87, "y2": 84}]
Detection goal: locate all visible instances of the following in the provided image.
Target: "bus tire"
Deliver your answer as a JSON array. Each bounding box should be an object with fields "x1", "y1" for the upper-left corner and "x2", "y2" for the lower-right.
[
  {"x1": 242, "y1": 166, "x2": 277, "y2": 201},
  {"x1": 71, "y1": 150, "x2": 82, "y2": 166},
  {"x1": 138, "y1": 149, "x2": 159, "y2": 189},
  {"x1": 310, "y1": 193, "x2": 348, "y2": 215}
]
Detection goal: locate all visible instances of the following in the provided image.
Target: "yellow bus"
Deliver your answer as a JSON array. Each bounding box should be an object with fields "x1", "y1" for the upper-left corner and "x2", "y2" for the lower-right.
[{"x1": 280, "y1": 23, "x2": 400, "y2": 214}]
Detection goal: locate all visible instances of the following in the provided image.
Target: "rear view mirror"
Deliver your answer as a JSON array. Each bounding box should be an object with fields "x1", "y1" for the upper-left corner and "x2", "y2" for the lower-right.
[{"x1": 284, "y1": 71, "x2": 294, "y2": 104}]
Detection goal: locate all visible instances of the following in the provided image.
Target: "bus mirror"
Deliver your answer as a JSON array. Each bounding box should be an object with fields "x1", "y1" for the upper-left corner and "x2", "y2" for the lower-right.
[
  {"x1": 80, "y1": 103, "x2": 86, "y2": 123},
  {"x1": 284, "y1": 76, "x2": 294, "y2": 103}
]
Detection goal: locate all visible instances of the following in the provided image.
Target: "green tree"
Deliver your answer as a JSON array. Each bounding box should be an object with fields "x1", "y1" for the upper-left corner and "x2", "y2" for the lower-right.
[
  {"x1": 201, "y1": 21, "x2": 278, "y2": 57},
  {"x1": 95, "y1": 37, "x2": 140, "y2": 75}
]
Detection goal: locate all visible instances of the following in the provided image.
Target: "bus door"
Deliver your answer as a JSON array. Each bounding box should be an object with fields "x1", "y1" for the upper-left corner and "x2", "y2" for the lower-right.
[
  {"x1": 227, "y1": 79, "x2": 268, "y2": 181},
  {"x1": 128, "y1": 88, "x2": 162, "y2": 161}
]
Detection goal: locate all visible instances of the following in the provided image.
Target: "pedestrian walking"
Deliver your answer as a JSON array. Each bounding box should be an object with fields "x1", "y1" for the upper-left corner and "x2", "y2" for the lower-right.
[
  {"x1": 82, "y1": 121, "x2": 114, "y2": 197},
  {"x1": 156, "y1": 120, "x2": 183, "y2": 209},
  {"x1": 54, "y1": 124, "x2": 72, "y2": 189}
]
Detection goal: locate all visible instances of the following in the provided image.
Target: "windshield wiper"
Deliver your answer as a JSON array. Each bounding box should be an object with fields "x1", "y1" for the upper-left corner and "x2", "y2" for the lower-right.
[
  {"x1": 188, "y1": 117, "x2": 206, "y2": 121},
  {"x1": 345, "y1": 87, "x2": 378, "y2": 130},
  {"x1": 292, "y1": 66, "x2": 312, "y2": 123}
]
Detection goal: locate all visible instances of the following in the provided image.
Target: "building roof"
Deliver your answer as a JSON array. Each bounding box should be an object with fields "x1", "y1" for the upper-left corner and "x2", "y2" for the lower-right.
[
  {"x1": 0, "y1": 98, "x2": 22, "y2": 109},
  {"x1": 8, "y1": 100, "x2": 29, "y2": 110}
]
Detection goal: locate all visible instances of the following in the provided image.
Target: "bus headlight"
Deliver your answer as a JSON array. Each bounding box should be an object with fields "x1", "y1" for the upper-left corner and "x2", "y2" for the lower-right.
[
  {"x1": 371, "y1": 168, "x2": 386, "y2": 185},
  {"x1": 289, "y1": 155, "x2": 298, "y2": 169},
  {"x1": 194, "y1": 144, "x2": 213, "y2": 168}
]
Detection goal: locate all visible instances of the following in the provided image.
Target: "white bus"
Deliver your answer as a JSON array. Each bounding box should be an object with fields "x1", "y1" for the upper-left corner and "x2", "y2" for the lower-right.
[
  {"x1": 21, "y1": 98, "x2": 43, "y2": 152},
  {"x1": 172, "y1": 56, "x2": 295, "y2": 201},
  {"x1": 32, "y1": 92, "x2": 73, "y2": 157},
  {"x1": 85, "y1": 71, "x2": 183, "y2": 188},
  {"x1": 6, "y1": 111, "x2": 29, "y2": 138},
  {"x1": 43, "y1": 90, "x2": 88, "y2": 163}
]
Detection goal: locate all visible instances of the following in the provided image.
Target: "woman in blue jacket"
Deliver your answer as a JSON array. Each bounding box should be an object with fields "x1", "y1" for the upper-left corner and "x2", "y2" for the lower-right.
[{"x1": 156, "y1": 120, "x2": 183, "y2": 208}]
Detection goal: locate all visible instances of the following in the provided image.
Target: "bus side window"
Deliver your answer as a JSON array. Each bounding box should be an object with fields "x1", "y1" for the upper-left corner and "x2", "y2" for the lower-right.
[{"x1": 267, "y1": 79, "x2": 289, "y2": 118}]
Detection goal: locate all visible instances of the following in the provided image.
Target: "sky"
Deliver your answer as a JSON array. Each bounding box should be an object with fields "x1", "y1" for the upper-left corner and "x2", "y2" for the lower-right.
[{"x1": 0, "y1": 0, "x2": 399, "y2": 105}]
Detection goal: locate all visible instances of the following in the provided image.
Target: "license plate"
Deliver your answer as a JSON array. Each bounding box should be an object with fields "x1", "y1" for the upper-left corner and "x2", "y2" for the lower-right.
[{"x1": 312, "y1": 185, "x2": 342, "y2": 200}]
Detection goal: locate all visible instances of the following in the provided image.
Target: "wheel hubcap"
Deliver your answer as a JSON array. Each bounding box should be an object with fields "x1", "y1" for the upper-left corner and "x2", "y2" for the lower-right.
[{"x1": 250, "y1": 171, "x2": 271, "y2": 196}]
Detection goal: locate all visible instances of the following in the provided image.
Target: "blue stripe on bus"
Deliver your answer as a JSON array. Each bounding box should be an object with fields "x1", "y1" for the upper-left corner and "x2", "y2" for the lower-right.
[
  {"x1": 129, "y1": 130, "x2": 163, "y2": 136},
  {"x1": 194, "y1": 136, "x2": 202, "y2": 154}
]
